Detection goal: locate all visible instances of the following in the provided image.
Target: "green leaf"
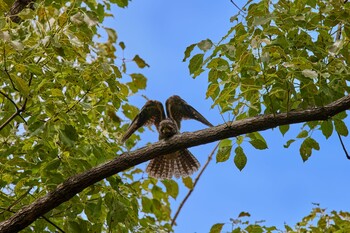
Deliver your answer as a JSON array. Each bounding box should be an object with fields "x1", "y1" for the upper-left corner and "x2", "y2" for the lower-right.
[
  {"x1": 110, "y1": 0, "x2": 129, "y2": 8},
  {"x1": 142, "y1": 197, "x2": 152, "y2": 213},
  {"x1": 119, "y1": 41, "x2": 125, "y2": 50},
  {"x1": 162, "y1": 180, "x2": 179, "y2": 199},
  {"x1": 63, "y1": 125, "x2": 78, "y2": 141},
  {"x1": 279, "y1": 125, "x2": 290, "y2": 136},
  {"x1": 42, "y1": 158, "x2": 61, "y2": 173},
  {"x1": 27, "y1": 64, "x2": 43, "y2": 75},
  {"x1": 249, "y1": 139, "x2": 268, "y2": 150},
  {"x1": 198, "y1": 39, "x2": 213, "y2": 52},
  {"x1": 183, "y1": 43, "x2": 196, "y2": 62},
  {"x1": 321, "y1": 120, "x2": 333, "y2": 139},
  {"x1": 133, "y1": 55, "x2": 150, "y2": 68},
  {"x1": 182, "y1": 176, "x2": 194, "y2": 189},
  {"x1": 300, "y1": 137, "x2": 320, "y2": 162},
  {"x1": 334, "y1": 119, "x2": 348, "y2": 136},
  {"x1": 234, "y1": 146, "x2": 247, "y2": 171},
  {"x1": 189, "y1": 53, "x2": 204, "y2": 75},
  {"x1": 59, "y1": 130, "x2": 75, "y2": 147},
  {"x1": 210, "y1": 223, "x2": 225, "y2": 233},
  {"x1": 68, "y1": 220, "x2": 84, "y2": 233},
  {"x1": 238, "y1": 211, "x2": 251, "y2": 218},
  {"x1": 297, "y1": 130, "x2": 308, "y2": 138},
  {"x1": 247, "y1": 132, "x2": 268, "y2": 149},
  {"x1": 129, "y1": 73, "x2": 147, "y2": 93},
  {"x1": 13, "y1": 76, "x2": 29, "y2": 97},
  {"x1": 216, "y1": 139, "x2": 232, "y2": 162},
  {"x1": 284, "y1": 139, "x2": 296, "y2": 148}
]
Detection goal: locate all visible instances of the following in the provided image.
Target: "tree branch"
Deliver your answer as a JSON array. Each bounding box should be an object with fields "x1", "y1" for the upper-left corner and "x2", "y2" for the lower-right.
[
  {"x1": 8, "y1": 0, "x2": 36, "y2": 23},
  {"x1": 1, "y1": 94, "x2": 350, "y2": 232}
]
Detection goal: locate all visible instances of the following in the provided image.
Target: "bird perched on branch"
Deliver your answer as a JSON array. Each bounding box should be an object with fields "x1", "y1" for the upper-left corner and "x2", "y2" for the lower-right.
[{"x1": 121, "y1": 95, "x2": 213, "y2": 179}]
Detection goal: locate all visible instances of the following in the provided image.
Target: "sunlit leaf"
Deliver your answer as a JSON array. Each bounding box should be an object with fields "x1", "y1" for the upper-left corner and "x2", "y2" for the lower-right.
[{"x1": 162, "y1": 180, "x2": 179, "y2": 199}]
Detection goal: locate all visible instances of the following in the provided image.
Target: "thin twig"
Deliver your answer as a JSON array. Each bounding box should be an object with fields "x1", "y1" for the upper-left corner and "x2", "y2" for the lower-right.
[
  {"x1": 171, "y1": 143, "x2": 220, "y2": 227},
  {"x1": 0, "y1": 111, "x2": 20, "y2": 131},
  {"x1": 337, "y1": 133, "x2": 350, "y2": 160},
  {"x1": 3, "y1": 47, "x2": 19, "y2": 92},
  {"x1": 0, "y1": 187, "x2": 32, "y2": 215},
  {"x1": 0, "y1": 90, "x2": 19, "y2": 110},
  {"x1": 230, "y1": 0, "x2": 245, "y2": 14},
  {"x1": 0, "y1": 205, "x2": 65, "y2": 233}
]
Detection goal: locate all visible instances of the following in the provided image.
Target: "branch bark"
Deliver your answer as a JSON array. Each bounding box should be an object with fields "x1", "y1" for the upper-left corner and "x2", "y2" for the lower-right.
[
  {"x1": 1, "y1": 94, "x2": 350, "y2": 232},
  {"x1": 8, "y1": 0, "x2": 36, "y2": 23}
]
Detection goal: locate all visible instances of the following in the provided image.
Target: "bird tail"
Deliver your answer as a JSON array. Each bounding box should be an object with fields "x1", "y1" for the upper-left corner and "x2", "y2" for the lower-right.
[{"x1": 146, "y1": 149, "x2": 200, "y2": 179}]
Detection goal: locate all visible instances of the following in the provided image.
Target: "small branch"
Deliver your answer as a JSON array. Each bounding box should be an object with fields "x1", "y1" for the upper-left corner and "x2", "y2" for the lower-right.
[
  {"x1": 0, "y1": 90, "x2": 27, "y2": 131},
  {"x1": 52, "y1": 89, "x2": 90, "y2": 122},
  {"x1": 40, "y1": 215, "x2": 65, "y2": 233},
  {"x1": 1, "y1": 94, "x2": 350, "y2": 232},
  {"x1": 0, "y1": 90, "x2": 19, "y2": 110},
  {"x1": 3, "y1": 47, "x2": 19, "y2": 92},
  {"x1": 337, "y1": 133, "x2": 350, "y2": 160},
  {"x1": 171, "y1": 143, "x2": 219, "y2": 227}
]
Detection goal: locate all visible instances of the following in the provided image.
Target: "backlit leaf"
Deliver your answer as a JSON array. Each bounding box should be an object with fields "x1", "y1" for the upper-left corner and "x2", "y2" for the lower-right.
[
  {"x1": 133, "y1": 55, "x2": 150, "y2": 68},
  {"x1": 183, "y1": 43, "x2": 196, "y2": 62},
  {"x1": 216, "y1": 139, "x2": 232, "y2": 162},
  {"x1": 234, "y1": 146, "x2": 247, "y2": 171},
  {"x1": 210, "y1": 223, "x2": 224, "y2": 233},
  {"x1": 334, "y1": 119, "x2": 348, "y2": 136},
  {"x1": 182, "y1": 176, "x2": 194, "y2": 189},
  {"x1": 321, "y1": 120, "x2": 333, "y2": 139},
  {"x1": 189, "y1": 53, "x2": 204, "y2": 75}
]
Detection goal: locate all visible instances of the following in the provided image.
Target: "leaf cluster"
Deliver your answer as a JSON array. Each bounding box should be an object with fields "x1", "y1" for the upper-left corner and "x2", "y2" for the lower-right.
[
  {"x1": 209, "y1": 206, "x2": 350, "y2": 233},
  {"x1": 185, "y1": 0, "x2": 350, "y2": 167},
  {"x1": 0, "y1": 0, "x2": 173, "y2": 232}
]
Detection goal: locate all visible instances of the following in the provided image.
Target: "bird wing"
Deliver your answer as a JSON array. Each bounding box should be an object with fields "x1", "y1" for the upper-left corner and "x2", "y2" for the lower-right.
[
  {"x1": 121, "y1": 100, "x2": 166, "y2": 142},
  {"x1": 165, "y1": 95, "x2": 213, "y2": 129}
]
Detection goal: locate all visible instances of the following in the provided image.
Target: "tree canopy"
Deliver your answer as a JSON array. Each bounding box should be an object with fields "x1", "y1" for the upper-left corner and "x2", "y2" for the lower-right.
[{"x1": 1, "y1": 0, "x2": 350, "y2": 232}]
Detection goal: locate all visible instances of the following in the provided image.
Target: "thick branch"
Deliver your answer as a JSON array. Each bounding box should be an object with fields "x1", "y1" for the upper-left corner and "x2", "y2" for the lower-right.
[
  {"x1": 1, "y1": 95, "x2": 350, "y2": 232},
  {"x1": 8, "y1": 0, "x2": 36, "y2": 23}
]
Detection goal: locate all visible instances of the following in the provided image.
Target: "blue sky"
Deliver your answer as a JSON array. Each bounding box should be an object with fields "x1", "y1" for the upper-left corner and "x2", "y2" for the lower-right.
[{"x1": 108, "y1": 1, "x2": 350, "y2": 232}]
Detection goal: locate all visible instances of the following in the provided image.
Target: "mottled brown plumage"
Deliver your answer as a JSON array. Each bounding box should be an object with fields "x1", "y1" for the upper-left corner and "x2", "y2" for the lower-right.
[{"x1": 121, "y1": 95, "x2": 212, "y2": 179}]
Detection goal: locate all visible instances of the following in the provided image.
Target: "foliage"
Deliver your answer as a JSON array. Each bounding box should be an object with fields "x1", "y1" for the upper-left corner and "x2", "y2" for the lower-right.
[
  {"x1": 209, "y1": 206, "x2": 350, "y2": 233},
  {"x1": 1, "y1": 0, "x2": 350, "y2": 232},
  {"x1": 185, "y1": 0, "x2": 350, "y2": 168},
  {"x1": 0, "y1": 0, "x2": 175, "y2": 232}
]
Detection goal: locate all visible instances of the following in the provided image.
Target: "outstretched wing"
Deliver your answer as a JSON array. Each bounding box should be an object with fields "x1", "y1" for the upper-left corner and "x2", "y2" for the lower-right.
[
  {"x1": 165, "y1": 95, "x2": 213, "y2": 129},
  {"x1": 121, "y1": 100, "x2": 166, "y2": 142}
]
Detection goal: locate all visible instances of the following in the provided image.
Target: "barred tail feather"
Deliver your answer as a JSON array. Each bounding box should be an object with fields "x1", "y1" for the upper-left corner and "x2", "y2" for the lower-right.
[{"x1": 146, "y1": 149, "x2": 200, "y2": 179}]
